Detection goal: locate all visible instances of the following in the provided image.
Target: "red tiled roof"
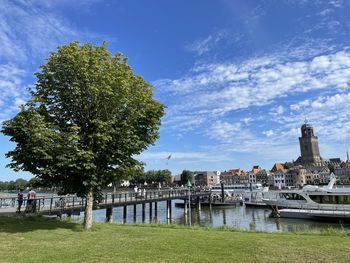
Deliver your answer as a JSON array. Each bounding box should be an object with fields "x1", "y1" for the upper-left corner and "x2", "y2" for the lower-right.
[{"x1": 271, "y1": 163, "x2": 284, "y2": 172}]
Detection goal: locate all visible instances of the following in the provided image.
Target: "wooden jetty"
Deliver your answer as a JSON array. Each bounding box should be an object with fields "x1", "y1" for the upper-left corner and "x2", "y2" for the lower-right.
[{"x1": 0, "y1": 188, "x2": 211, "y2": 222}]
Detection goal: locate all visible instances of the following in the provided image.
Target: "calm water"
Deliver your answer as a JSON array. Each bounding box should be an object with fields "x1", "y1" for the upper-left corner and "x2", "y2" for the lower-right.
[
  {"x1": 3, "y1": 192, "x2": 349, "y2": 232},
  {"x1": 72, "y1": 200, "x2": 350, "y2": 232}
]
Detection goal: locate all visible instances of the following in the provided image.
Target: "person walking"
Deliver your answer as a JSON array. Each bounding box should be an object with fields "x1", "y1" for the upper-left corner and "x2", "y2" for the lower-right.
[
  {"x1": 17, "y1": 189, "x2": 24, "y2": 213},
  {"x1": 27, "y1": 189, "x2": 37, "y2": 212}
]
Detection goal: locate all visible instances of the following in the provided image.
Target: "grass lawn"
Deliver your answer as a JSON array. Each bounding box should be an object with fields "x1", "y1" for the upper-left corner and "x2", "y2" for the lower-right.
[{"x1": 0, "y1": 216, "x2": 350, "y2": 263}]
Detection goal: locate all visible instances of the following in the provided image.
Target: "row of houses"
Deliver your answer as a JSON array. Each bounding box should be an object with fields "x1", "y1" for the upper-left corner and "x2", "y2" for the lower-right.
[{"x1": 190, "y1": 162, "x2": 350, "y2": 189}]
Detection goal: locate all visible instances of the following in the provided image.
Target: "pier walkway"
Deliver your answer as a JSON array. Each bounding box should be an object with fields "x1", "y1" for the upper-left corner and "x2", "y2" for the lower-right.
[{"x1": 0, "y1": 188, "x2": 211, "y2": 222}]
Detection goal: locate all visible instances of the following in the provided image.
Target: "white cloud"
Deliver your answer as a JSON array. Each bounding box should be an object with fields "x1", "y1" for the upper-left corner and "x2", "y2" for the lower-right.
[
  {"x1": 329, "y1": 0, "x2": 343, "y2": 8},
  {"x1": 0, "y1": 1, "x2": 109, "y2": 122},
  {"x1": 270, "y1": 105, "x2": 285, "y2": 116},
  {"x1": 263, "y1": 130, "x2": 274, "y2": 137},
  {"x1": 0, "y1": 64, "x2": 27, "y2": 123},
  {"x1": 291, "y1": 93, "x2": 350, "y2": 111},
  {"x1": 208, "y1": 121, "x2": 242, "y2": 142},
  {"x1": 287, "y1": 92, "x2": 350, "y2": 143},
  {"x1": 157, "y1": 49, "x2": 350, "y2": 131},
  {"x1": 0, "y1": 1, "x2": 108, "y2": 64},
  {"x1": 138, "y1": 150, "x2": 231, "y2": 164},
  {"x1": 186, "y1": 30, "x2": 227, "y2": 56}
]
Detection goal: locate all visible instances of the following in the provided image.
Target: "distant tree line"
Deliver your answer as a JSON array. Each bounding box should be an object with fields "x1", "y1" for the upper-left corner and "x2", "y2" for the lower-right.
[
  {"x1": 0, "y1": 178, "x2": 39, "y2": 191},
  {"x1": 129, "y1": 169, "x2": 172, "y2": 185}
]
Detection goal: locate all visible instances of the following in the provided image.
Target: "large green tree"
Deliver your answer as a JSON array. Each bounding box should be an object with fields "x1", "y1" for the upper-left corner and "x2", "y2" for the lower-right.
[{"x1": 2, "y1": 42, "x2": 164, "y2": 229}]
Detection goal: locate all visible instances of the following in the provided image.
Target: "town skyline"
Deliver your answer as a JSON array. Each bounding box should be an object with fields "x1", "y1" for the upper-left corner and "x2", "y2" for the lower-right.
[{"x1": 1, "y1": 1, "x2": 350, "y2": 180}]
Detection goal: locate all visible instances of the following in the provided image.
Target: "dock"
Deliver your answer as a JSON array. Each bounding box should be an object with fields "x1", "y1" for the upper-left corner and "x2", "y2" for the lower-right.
[{"x1": 0, "y1": 188, "x2": 211, "y2": 222}]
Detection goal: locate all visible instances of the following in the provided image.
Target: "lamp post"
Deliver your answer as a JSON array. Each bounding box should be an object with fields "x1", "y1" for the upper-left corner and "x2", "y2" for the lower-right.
[{"x1": 187, "y1": 179, "x2": 192, "y2": 227}]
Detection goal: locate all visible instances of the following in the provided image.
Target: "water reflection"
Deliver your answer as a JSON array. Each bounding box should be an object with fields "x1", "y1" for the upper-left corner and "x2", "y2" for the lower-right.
[{"x1": 71, "y1": 199, "x2": 350, "y2": 232}]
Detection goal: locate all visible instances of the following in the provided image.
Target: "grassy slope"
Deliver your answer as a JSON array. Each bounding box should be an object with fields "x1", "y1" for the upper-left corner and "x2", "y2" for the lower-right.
[{"x1": 0, "y1": 216, "x2": 350, "y2": 263}]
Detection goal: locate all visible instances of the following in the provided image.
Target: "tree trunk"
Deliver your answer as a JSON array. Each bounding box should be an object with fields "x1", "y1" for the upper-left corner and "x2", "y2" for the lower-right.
[{"x1": 84, "y1": 190, "x2": 93, "y2": 229}]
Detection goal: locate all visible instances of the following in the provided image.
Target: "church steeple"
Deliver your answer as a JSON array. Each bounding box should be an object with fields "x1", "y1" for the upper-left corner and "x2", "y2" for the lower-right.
[{"x1": 298, "y1": 122, "x2": 322, "y2": 166}]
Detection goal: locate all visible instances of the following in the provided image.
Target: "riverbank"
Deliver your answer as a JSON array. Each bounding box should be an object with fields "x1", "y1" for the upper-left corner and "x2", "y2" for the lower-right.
[{"x1": 0, "y1": 216, "x2": 350, "y2": 263}]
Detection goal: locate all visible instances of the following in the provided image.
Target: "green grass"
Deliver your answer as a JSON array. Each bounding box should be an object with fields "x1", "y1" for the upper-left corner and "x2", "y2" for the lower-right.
[{"x1": 0, "y1": 216, "x2": 350, "y2": 263}]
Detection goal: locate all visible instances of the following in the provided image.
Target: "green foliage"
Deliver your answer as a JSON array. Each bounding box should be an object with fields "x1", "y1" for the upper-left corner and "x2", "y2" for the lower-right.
[
  {"x1": 328, "y1": 163, "x2": 335, "y2": 173},
  {"x1": 0, "y1": 178, "x2": 29, "y2": 191},
  {"x1": 284, "y1": 162, "x2": 294, "y2": 169},
  {"x1": 130, "y1": 169, "x2": 172, "y2": 185},
  {"x1": 180, "y1": 170, "x2": 193, "y2": 185},
  {"x1": 1, "y1": 41, "x2": 165, "y2": 198}
]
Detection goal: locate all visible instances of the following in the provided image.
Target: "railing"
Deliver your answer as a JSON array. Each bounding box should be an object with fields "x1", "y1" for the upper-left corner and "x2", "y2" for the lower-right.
[
  {"x1": 279, "y1": 202, "x2": 350, "y2": 212},
  {"x1": 101, "y1": 188, "x2": 207, "y2": 205},
  {"x1": 0, "y1": 195, "x2": 85, "y2": 214},
  {"x1": 0, "y1": 188, "x2": 210, "y2": 214}
]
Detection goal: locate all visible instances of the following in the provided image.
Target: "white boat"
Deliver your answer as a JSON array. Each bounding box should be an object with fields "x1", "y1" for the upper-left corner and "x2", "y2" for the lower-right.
[
  {"x1": 210, "y1": 183, "x2": 268, "y2": 203},
  {"x1": 263, "y1": 173, "x2": 350, "y2": 221}
]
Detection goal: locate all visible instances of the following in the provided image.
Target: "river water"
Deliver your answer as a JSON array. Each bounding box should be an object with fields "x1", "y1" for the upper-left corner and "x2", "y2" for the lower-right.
[
  {"x1": 2, "y1": 192, "x2": 349, "y2": 232},
  {"x1": 74, "y1": 200, "x2": 350, "y2": 232}
]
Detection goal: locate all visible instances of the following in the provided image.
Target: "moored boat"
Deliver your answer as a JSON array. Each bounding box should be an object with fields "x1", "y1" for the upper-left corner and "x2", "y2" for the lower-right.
[
  {"x1": 210, "y1": 183, "x2": 268, "y2": 205},
  {"x1": 263, "y1": 173, "x2": 350, "y2": 221}
]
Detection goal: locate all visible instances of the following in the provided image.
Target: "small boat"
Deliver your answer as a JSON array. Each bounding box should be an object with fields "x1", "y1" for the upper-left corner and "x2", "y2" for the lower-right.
[
  {"x1": 174, "y1": 202, "x2": 196, "y2": 208},
  {"x1": 201, "y1": 199, "x2": 243, "y2": 208},
  {"x1": 210, "y1": 183, "x2": 268, "y2": 207}
]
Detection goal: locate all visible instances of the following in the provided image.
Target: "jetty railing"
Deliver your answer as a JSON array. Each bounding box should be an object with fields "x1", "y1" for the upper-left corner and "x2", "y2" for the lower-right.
[{"x1": 0, "y1": 188, "x2": 210, "y2": 215}]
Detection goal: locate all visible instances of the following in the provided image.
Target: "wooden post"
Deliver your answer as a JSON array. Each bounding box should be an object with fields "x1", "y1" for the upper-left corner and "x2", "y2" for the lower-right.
[
  {"x1": 166, "y1": 200, "x2": 172, "y2": 222},
  {"x1": 197, "y1": 196, "x2": 201, "y2": 211},
  {"x1": 154, "y1": 202, "x2": 158, "y2": 219},
  {"x1": 133, "y1": 204, "x2": 137, "y2": 223},
  {"x1": 106, "y1": 207, "x2": 113, "y2": 223},
  {"x1": 149, "y1": 202, "x2": 153, "y2": 222},
  {"x1": 184, "y1": 200, "x2": 188, "y2": 214},
  {"x1": 209, "y1": 192, "x2": 212, "y2": 210},
  {"x1": 166, "y1": 200, "x2": 170, "y2": 224},
  {"x1": 169, "y1": 200, "x2": 172, "y2": 222},
  {"x1": 142, "y1": 203, "x2": 146, "y2": 223},
  {"x1": 49, "y1": 197, "x2": 53, "y2": 215},
  {"x1": 123, "y1": 205, "x2": 127, "y2": 224}
]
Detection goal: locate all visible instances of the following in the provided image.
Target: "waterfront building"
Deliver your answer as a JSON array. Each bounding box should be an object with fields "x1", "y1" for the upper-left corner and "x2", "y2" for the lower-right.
[
  {"x1": 334, "y1": 167, "x2": 350, "y2": 184},
  {"x1": 228, "y1": 168, "x2": 246, "y2": 176},
  {"x1": 256, "y1": 169, "x2": 268, "y2": 186},
  {"x1": 318, "y1": 172, "x2": 331, "y2": 184},
  {"x1": 273, "y1": 169, "x2": 286, "y2": 189},
  {"x1": 294, "y1": 121, "x2": 323, "y2": 167},
  {"x1": 220, "y1": 169, "x2": 249, "y2": 185},
  {"x1": 219, "y1": 171, "x2": 236, "y2": 184},
  {"x1": 284, "y1": 170, "x2": 294, "y2": 187},
  {"x1": 267, "y1": 172, "x2": 274, "y2": 187},
  {"x1": 248, "y1": 172, "x2": 256, "y2": 183},
  {"x1": 251, "y1": 165, "x2": 262, "y2": 174},
  {"x1": 238, "y1": 174, "x2": 249, "y2": 184},
  {"x1": 194, "y1": 171, "x2": 220, "y2": 186}
]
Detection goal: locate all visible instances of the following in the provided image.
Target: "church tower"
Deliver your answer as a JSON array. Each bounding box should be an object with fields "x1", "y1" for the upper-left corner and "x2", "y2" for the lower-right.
[{"x1": 298, "y1": 121, "x2": 323, "y2": 166}]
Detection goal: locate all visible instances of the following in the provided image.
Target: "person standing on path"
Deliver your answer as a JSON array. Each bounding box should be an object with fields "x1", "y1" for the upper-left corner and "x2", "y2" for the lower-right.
[
  {"x1": 17, "y1": 189, "x2": 24, "y2": 213},
  {"x1": 27, "y1": 189, "x2": 37, "y2": 212}
]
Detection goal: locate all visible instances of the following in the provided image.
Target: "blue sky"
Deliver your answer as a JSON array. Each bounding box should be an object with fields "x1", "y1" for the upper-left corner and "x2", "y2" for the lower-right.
[{"x1": 1, "y1": 0, "x2": 350, "y2": 181}]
